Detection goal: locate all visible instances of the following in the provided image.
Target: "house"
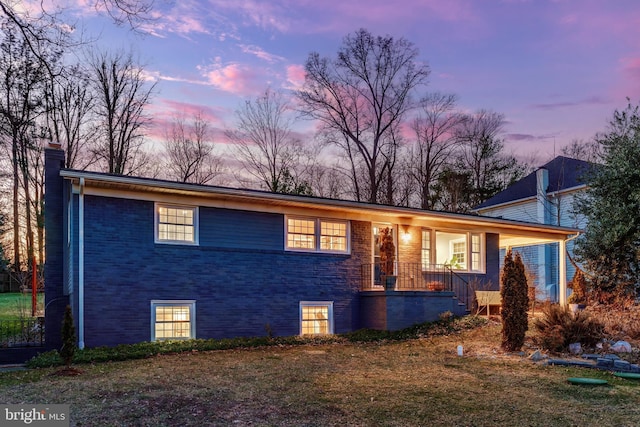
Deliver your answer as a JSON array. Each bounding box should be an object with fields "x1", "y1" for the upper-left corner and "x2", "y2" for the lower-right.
[
  {"x1": 473, "y1": 156, "x2": 595, "y2": 302},
  {"x1": 44, "y1": 147, "x2": 580, "y2": 350}
]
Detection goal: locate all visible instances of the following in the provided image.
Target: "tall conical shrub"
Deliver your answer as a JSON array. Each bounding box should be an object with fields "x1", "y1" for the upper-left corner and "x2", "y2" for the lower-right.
[
  {"x1": 501, "y1": 250, "x2": 529, "y2": 351},
  {"x1": 60, "y1": 305, "x2": 76, "y2": 367}
]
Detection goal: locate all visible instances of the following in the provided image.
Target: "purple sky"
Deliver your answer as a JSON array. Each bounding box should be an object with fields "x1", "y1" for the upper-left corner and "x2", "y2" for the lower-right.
[{"x1": 42, "y1": 0, "x2": 640, "y2": 160}]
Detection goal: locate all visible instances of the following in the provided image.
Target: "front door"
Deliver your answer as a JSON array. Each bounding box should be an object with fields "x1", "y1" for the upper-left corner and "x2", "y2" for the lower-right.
[{"x1": 372, "y1": 223, "x2": 395, "y2": 287}]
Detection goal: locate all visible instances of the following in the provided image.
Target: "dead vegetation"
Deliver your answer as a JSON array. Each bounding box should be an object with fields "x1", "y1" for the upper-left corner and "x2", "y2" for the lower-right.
[{"x1": 1, "y1": 319, "x2": 639, "y2": 426}]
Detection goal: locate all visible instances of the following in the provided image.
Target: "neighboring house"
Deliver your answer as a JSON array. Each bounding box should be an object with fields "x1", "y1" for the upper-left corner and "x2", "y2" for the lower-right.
[
  {"x1": 473, "y1": 156, "x2": 595, "y2": 302},
  {"x1": 44, "y1": 147, "x2": 579, "y2": 350}
]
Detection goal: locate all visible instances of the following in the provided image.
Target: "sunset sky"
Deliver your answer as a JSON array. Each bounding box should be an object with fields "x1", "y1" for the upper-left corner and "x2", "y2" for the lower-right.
[{"x1": 41, "y1": 0, "x2": 640, "y2": 160}]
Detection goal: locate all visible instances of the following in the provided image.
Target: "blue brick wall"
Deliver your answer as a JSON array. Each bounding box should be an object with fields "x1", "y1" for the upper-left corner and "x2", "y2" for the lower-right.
[
  {"x1": 78, "y1": 195, "x2": 369, "y2": 347},
  {"x1": 485, "y1": 233, "x2": 500, "y2": 289},
  {"x1": 44, "y1": 149, "x2": 69, "y2": 351}
]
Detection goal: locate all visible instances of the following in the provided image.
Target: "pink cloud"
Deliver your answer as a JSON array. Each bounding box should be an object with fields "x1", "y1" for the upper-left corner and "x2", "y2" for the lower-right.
[
  {"x1": 621, "y1": 57, "x2": 640, "y2": 79},
  {"x1": 239, "y1": 44, "x2": 285, "y2": 63},
  {"x1": 553, "y1": 6, "x2": 640, "y2": 49},
  {"x1": 287, "y1": 0, "x2": 481, "y2": 36},
  {"x1": 530, "y1": 96, "x2": 609, "y2": 110},
  {"x1": 285, "y1": 64, "x2": 306, "y2": 90},
  {"x1": 612, "y1": 56, "x2": 640, "y2": 100},
  {"x1": 141, "y1": 13, "x2": 211, "y2": 38},
  {"x1": 161, "y1": 101, "x2": 225, "y2": 125},
  {"x1": 146, "y1": 100, "x2": 228, "y2": 141},
  {"x1": 208, "y1": 0, "x2": 291, "y2": 32},
  {"x1": 198, "y1": 62, "x2": 265, "y2": 95}
]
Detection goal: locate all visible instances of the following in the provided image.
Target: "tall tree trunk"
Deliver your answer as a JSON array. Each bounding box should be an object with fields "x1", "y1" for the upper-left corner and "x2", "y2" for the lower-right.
[
  {"x1": 19, "y1": 141, "x2": 34, "y2": 263},
  {"x1": 11, "y1": 134, "x2": 20, "y2": 270}
]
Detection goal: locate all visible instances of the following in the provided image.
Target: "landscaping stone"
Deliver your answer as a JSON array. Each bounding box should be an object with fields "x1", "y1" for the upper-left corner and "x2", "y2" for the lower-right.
[
  {"x1": 529, "y1": 350, "x2": 545, "y2": 362},
  {"x1": 610, "y1": 341, "x2": 632, "y2": 353},
  {"x1": 613, "y1": 360, "x2": 632, "y2": 371},
  {"x1": 547, "y1": 359, "x2": 593, "y2": 368},
  {"x1": 596, "y1": 358, "x2": 613, "y2": 368},
  {"x1": 549, "y1": 356, "x2": 640, "y2": 373},
  {"x1": 569, "y1": 342, "x2": 582, "y2": 355}
]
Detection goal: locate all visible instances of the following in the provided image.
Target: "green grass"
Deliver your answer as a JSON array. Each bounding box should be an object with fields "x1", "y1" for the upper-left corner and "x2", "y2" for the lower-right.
[{"x1": 0, "y1": 292, "x2": 43, "y2": 320}]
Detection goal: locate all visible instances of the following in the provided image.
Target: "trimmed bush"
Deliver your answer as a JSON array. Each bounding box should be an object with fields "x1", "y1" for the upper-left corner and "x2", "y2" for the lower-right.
[
  {"x1": 26, "y1": 315, "x2": 487, "y2": 368},
  {"x1": 568, "y1": 269, "x2": 588, "y2": 304},
  {"x1": 501, "y1": 250, "x2": 529, "y2": 351},
  {"x1": 60, "y1": 305, "x2": 76, "y2": 367}
]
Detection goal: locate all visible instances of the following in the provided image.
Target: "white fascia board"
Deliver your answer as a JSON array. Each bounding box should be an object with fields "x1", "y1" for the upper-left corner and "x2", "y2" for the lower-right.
[{"x1": 59, "y1": 169, "x2": 580, "y2": 240}]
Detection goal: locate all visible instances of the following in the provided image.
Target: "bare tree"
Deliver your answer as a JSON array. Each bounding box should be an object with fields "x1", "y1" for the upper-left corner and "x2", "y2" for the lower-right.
[
  {"x1": 560, "y1": 138, "x2": 602, "y2": 164},
  {"x1": 433, "y1": 168, "x2": 473, "y2": 213},
  {"x1": 163, "y1": 111, "x2": 224, "y2": 185},
  {"x1": 0, "y1": 0, "x2": 155, "y2": 41},
  {"x1": 455, "y1": 110, "x2": 524, "y2": 208},
  {"x1": 297, "y1": 28, "x2": 430, "y2": 203},
  {"x1": 378, "y1": 120, "x2": 404, "y2": 205},
  {"x1": 43, "y1": 65, "x2": 96, "y2": 169},
  {"x1": 0, "y1": 17, "x2": 56, "y2": 269},
  {"x1": 408, "y1": 92, "x2": 463, "y2": 209},
  {"x1": 90, "y1": 49, "x2": 155, "y2": 175},
  {"x1": 227, "y1": 88, "x2": 310, "y2": 194},
  {"x1": 305, "y1": 162, "x2": 345, "y2": 199}
]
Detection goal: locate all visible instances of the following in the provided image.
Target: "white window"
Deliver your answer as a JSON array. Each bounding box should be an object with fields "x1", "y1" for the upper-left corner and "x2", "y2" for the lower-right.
[
  {"x1": 451, "y1": 240, "x2": 466, "y2": 269},
  {"x1": 423, "y1": 230, "x2": 484, "y2": 272},
  {"x1": 151, "y1": 300, "x2": 195, "y2": 341},
  {"x1": 320, "y1": 221, "x2": 347, "y2": 251},
  {"x1": 287, "y1": 218, "x2": 316, "y2": 249},
  {"x1": 300, "y1": 302, "x2": 334, "y2": 335},
  {"x1": 155, "y1": 204, "x2": 198, "y2": 245},
  {"x1": 286, "y1": 217, "x2": 349, "y2": 253},
  {"x1": 471, "y1": 233, "x2": 482, "y2": 271},
  {"x1": 421, "y1": 229, "x2": 431, "y2": 270}
]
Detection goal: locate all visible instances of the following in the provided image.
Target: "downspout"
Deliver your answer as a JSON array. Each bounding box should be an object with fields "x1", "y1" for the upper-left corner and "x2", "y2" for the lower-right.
[
  {"x1": 78, "y1": 177, "x2": 85, "y2": 349},
  {"x1": 559, "y1": 232, "x2": 581, "y2": 307}
]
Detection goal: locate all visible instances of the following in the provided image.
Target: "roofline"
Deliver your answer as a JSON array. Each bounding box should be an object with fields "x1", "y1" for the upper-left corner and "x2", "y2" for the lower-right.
[
  {"x1": 472, "y1": 183, "x2": 588, "y2": 213},
  {"x1": 60, "y1": 169, "x2": 581, "y2": 237}
]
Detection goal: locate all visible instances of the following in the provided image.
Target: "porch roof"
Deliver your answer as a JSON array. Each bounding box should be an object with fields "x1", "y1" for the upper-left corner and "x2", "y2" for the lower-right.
[{"x1": 60, "y1": 168, "x2": 580, "y2": 247}]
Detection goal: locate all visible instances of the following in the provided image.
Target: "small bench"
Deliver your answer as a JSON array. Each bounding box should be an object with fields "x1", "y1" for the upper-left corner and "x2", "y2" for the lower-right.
[{"x1": 475, "y1": 290, "x2": 502, "y2": 317}]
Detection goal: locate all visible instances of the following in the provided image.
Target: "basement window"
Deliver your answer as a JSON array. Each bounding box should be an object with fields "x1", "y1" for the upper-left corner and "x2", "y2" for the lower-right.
[
  {"x1": 151, "y1": 300, "x2": 195, "y2": 341},
  {"x1": 300, "y1": 302, "x2": 334, "y2": 336}
]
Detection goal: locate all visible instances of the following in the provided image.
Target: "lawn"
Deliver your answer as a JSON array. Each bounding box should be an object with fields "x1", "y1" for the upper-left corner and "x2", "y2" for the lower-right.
[
  {"x1": 0, "y1": 292, "x2": 43, "y2": 320},
  {"x1": 1, "y1": 321, "x2": 639, "y2": 426}
]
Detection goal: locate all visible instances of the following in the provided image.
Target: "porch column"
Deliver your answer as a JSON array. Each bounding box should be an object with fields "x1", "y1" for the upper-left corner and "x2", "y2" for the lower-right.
[{"x1": 558, "y1": 239, "x2": 567, "y2": 306}]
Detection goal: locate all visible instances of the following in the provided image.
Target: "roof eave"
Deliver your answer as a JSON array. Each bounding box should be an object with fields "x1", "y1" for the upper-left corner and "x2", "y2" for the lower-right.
[{"x1": 60, "y1": 169, "x2": 580, "y2": 238}]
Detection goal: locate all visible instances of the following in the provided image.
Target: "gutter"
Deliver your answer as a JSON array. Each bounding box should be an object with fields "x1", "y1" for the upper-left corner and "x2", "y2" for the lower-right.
[
  {"x1": 60, "y1": 169, "x2": 580, "y2": 237},
  {"x1": 78, "y1": 177, "x2": 85, "y2": 349}
]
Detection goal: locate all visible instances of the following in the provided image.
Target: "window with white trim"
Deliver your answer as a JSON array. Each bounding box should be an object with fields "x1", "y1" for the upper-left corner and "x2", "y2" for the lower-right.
[
  {"x1": 471, "y1": 233, "x2": 482, "y2": 271},
  {"x1": 286, "y1": 217, "x2": 349, "y2": 253},
  {"x1": 422, "y1": 230, "x2": 484, "y2": 272},
  {"x1": 300, "y1": 302, "x2": 334, "y2": 335},
  {"x1": 155, "y1": 204, "x2": 198, "y2": 244},
  {"x1": 451, "y1": 240, "x2": 466, "y2": 269},
  {"x1": 421, "y1": 229, "x2": 431, "y2": 270},
  {"x1": 287, "y1": 218, "x2": 316, "y2": 249},
  {"x1": 320, "y1": 221, "x2": 347, "y2": 251},
  {"x1": 151, "y1": 300, "x2": 195, "y2": 341}
]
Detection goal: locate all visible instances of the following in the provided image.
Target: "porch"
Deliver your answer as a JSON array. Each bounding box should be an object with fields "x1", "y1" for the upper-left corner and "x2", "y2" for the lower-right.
[
  {"x1": 358, "y1": 262, "x2": 474, "y2": 331},
  {"x1": 360, "y1": 262, "x2": 473, "y2": 310}
]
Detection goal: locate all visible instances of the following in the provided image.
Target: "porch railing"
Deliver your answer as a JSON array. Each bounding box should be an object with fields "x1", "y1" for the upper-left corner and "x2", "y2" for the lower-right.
[
  {"x1": 360, "y1": 262, "x2": 471, "y2": 310},
  {"x1": 0, "y1": 318, "x2": 45, "y2": 348}
]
